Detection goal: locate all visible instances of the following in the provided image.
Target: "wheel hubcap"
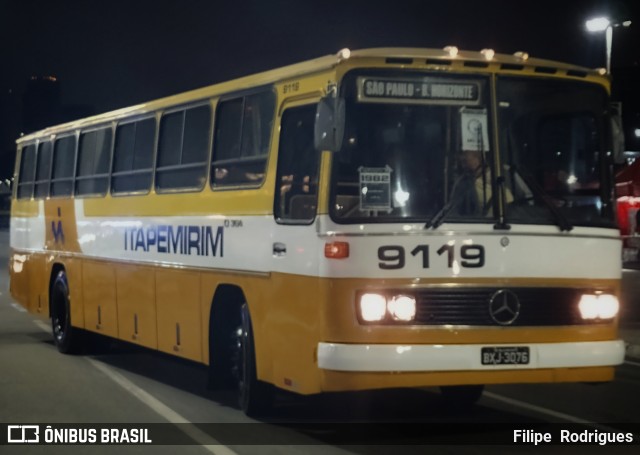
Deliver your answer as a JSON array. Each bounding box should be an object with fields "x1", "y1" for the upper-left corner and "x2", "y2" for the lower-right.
[{"x1": 52, "y1": 284, "x2": 67, "y2": 343}]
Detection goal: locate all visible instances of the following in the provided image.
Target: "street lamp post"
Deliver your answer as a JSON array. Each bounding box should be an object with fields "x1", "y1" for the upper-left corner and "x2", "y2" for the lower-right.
[{"x1": 585, "y1": 17, "x2": 632, "y2": 74}]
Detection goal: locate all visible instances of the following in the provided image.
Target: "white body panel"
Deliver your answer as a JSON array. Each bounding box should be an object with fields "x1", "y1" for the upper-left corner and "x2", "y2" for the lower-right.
[
  {"x1": 10, "y1": 200, "x2": 46, "y2": 252},
  {"x1": 10, "y1": 202, "x2": 622, "y2": 280},
  {"x1": 317, "y1": 340, "x2": 626, "y2": 372}
]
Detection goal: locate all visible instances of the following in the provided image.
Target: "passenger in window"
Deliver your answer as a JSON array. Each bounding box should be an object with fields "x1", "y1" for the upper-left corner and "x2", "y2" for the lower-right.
[
  {"x1": 244, "y1": 172, "x2": 265, "y2": 182},
  {"x1": 215, "y1": 168, "x2": 229, "y2": 180},
  {"x1": 275, "y1": 106, "x2": 319, "y2": 220},
  {"x1": 214, "y1": 166, "x2": 264, "y2": 186},
  {"x1": 279, "y1": 121, "x2": 316, "y2": 201},
  {"x1": 280, "y1": 174, "x2": 311, "y2": 196}
]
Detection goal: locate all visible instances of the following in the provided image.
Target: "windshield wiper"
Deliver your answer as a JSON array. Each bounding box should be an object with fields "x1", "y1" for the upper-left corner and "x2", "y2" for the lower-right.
[
  {"x1": 424, "y1": 175, "x2": 469, "y2": 229},
  {"x1": 512, "y1": 165, "x2": 573, "y2": 232},
  {"x1": 424, "y1": 201, "x2": 453, "y2": 229},
  {"x1": 493, "y1": 175, "x2": 511, "y2": 230},
  {"x1": 424, "y1": 174, "x2": 509, "y2": 230}
]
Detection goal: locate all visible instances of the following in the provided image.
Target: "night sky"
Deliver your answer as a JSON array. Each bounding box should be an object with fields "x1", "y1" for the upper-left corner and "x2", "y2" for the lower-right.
[{"x1": 1, "y1": 0, "x2": 639, "y2": 178}]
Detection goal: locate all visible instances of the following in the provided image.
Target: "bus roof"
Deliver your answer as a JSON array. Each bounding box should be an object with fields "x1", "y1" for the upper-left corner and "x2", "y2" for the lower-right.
[
  {"x1": 17, "y1": 47, "x2": 606, "y2": 144},
  {"x1": 351, "y1": 47, "x2": 605, "y2": 73}
]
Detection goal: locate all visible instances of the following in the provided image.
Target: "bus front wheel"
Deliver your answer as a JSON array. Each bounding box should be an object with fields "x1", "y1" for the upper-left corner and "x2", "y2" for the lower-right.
[
  {"x1": 233, "y1": 303, "x2": 275, "y2": 416},
  {"x1": 50, "y1": 270, "x2": 82, "y2": 354}
]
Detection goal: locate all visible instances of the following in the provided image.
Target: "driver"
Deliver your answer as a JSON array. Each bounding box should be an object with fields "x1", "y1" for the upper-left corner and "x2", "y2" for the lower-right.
[{"x1": 458, "y1": 149, "x2": 513, "y2": 216}]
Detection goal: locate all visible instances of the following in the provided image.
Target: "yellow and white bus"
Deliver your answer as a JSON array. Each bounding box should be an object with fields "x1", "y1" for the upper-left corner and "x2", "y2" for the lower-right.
[{"x1": 9, "y1": 48, "x2": 625, "y2": 415}]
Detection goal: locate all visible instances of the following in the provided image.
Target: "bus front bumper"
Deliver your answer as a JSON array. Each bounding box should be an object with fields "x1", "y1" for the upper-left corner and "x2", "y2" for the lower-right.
[{"x1": 317, "y1": 340, "x2": 625, "y2": 372}]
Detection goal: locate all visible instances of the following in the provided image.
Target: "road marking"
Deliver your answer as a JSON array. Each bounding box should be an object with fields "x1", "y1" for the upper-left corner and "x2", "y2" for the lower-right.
[
  {"x1": 88, "y1": 360, "x2": 239, "y2": 455},
  {"x1": 625, "y1": 359, "x2": 640, "y2": 367},
  {"x1": 31, "y1": 319, "x2": 238, "y2": 455},
  {"x1": 484, "y1": 392, "x2": 618, "y2": 431},
  {"x1": 10, "y1": 302, "x2": 27, "y2": 312}
]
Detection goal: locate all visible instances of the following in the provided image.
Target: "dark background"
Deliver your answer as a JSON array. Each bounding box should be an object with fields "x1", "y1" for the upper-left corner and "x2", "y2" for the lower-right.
[{"x1": 1, "y1": 0, "x2": 639, "y2": 182}]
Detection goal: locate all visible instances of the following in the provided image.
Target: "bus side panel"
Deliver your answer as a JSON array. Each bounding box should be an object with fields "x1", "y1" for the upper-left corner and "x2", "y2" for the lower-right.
[
  {"x1": 9, "y1": 200, "x2": 40, "y2": 312},
  {"x1": 251, "y1": 272, "x2": 325, "y2": 395},
  {"x1": 62, "y1": 256, "x2": 85, "y2": 329},
  {"x1": 156, "y1": 269, "x2": 202, "y2": 362},
  {"x1": 199, "y1": 276, "x2": 213, "y2": 367},
  {"x1": 26, "y1": 253, "x2": 47, "y2": 316},
  {"x1": 197, "y1": 274, "x2": 271, "y2": 370},
  {"x1": 235, "y1": 276, "x2": 273, "y2": 381},
  {"x1": 44, "y1": 199, "x2": 81, "y2": 253},
  {"x1": 198, "y1": 272, "x2": 324, "y2": 393},
  {"x1": 82, "y1": 260, "x2": 118, "y2": 338},
  {"x1": 8, "y1": 250, "x2": 30, "y2": 310},
  {"x1": 116, "y1": 264, "x2": 157, "y2": 349}
]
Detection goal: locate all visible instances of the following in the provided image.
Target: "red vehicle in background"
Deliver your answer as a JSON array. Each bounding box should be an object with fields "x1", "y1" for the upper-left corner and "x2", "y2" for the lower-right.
[{"x1": 616, "y1": 156, "x2": 640, "y2": 264}]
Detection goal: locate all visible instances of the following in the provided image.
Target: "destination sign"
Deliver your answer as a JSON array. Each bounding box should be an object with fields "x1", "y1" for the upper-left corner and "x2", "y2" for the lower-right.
[{"x1": 358, "y1": 77, "x2": 480, "y2": 105}]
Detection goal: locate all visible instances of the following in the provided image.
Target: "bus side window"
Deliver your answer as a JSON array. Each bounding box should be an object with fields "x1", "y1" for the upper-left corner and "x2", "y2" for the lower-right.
[
  {"x1": 51, "y1": 135, "x2": 76, "y2": 197},
  {"x1": 76, "y1": 128, "x2": 112, "y2": 197},
  {"x1": 274, "y1": 105, "x2": 319, "y2": 223},
  {"x1": 17, "y1": 144, "x2": 37, "y2": 200},
  {"x1": 34, "y1": 141, "x2": 53, "y2": 199},
  {"x1": 112, "y1": 118, "x2": 155, "y2": 194},
  {"x1": 211, "y1": 91, "x2": 275, "y2": 188},
  {"x1": 156, "y1": 104, "x2": 211, "y2": 192}
]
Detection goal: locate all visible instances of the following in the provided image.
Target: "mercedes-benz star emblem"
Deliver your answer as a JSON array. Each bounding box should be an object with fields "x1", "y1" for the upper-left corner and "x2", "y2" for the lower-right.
[{"x1": 488, "y1": 289, "x2": 521, "y2": 325}]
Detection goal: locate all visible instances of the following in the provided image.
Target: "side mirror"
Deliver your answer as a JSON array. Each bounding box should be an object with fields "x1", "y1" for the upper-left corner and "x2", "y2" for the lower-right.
[
  {"x1": 314, "y1": 93, "x2": 345, "y2": 152},
  {"x1": 610, "y1": 102, "x2": 625, "y2": 164}
]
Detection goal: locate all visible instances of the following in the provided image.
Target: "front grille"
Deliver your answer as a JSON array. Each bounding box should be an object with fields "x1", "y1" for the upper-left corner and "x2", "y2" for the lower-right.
[{"x1": 406, "y1": 287, "x2": 602, "y2": 326}]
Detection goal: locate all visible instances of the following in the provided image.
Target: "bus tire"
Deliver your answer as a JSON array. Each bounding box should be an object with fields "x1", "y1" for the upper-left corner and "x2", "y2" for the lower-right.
[
  {"x1": 439, "y1": 384, "x2": 484, "y2": 408},
  {"x1": 234, "y1": 303, "x2": 275, "y2": 417},
  {"x1": 208, "y1": 287, "x2": 244, "y2": 389},
  {"x1": 50, "y1": 270, "x2": 82, "y2": 354}
]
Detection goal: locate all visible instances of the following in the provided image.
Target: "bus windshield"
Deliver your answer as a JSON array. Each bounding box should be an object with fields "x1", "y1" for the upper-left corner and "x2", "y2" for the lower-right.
[
  {"x1": 497, "y1": 77, "x2": 614, "y2": 228},
  {"x1": 329, "y1": 72, "x2": 615, "y2": 228}
]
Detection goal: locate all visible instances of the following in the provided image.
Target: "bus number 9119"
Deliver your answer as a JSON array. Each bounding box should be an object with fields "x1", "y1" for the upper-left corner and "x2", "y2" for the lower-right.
[{"x1": 377, "y1": 244, "x2": 485, "y2": 269}]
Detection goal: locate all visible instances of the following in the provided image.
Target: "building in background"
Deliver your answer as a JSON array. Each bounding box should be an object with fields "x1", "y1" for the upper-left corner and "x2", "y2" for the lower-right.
[
  {"x1": 22, "y1": 75, "x2": 61, "y2": 133},
  {"x1": 0, "y1": 75, "x2": 95, "y2": 181},
  {"x1": 0, "y1": 86, "x2": 21, "y2": 181},
  {"x1": 612, "y1": 66, "x2": 640, "y2": 153}
]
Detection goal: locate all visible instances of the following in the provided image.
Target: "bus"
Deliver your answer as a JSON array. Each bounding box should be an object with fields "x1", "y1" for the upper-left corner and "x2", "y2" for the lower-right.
[
  {"x1": 616, "y1": 156, "x2": 640, "y2": 264},
  {"x1": 9, "y1": 47, "x2": 625, "y2": 416}
]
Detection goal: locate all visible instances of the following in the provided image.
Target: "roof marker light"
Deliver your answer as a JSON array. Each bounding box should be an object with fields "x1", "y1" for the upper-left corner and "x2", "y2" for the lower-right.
[
  {"x1": 480, "y1": 49, "x2": 495, "y2": 60},
  {"x1": 336, "y1": 48, "x2": 351, "y2": 61},
  {"x1": 443, "y1": 46, "x2": 458, "y2": 57},
  {"x1": 514, "y1": 51, "x2": 529, "y2": 61}
]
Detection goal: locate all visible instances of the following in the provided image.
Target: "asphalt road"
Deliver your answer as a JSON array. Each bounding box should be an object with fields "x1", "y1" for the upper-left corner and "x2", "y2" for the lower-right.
[{"x1": 1, "y1": 229, "x2": 640, "y2": 454}]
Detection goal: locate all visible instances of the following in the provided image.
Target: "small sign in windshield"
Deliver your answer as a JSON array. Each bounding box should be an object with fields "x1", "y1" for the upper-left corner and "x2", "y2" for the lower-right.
[{"x1": 359, "y1": 166, "x2": 393, "y2": 212}]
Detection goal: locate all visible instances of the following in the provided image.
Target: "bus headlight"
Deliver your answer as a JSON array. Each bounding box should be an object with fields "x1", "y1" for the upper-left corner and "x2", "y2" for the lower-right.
[
  {"x1": 358, "y1": 293, "x2": 417, "y2": 323},
  {"x1": 578, "y1": 293, "x2": 619, "y2": 320},
  {"x1": 359, "y1": 293, "x2": 387, "y2": 322},
  {"x1": 388, "y1": 295, "x2": 416, "y2": 321}
]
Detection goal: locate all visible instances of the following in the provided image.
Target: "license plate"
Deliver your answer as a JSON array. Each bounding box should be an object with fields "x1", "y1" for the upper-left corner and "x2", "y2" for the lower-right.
[{"x1": 481, "y1": 346, "x2": 530, "y2": 365}]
